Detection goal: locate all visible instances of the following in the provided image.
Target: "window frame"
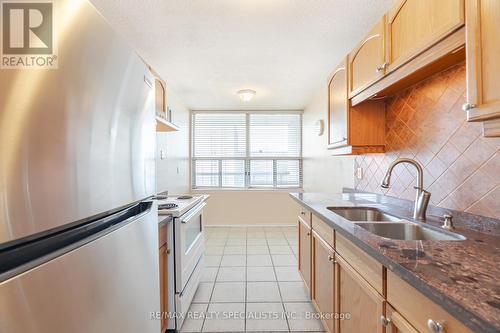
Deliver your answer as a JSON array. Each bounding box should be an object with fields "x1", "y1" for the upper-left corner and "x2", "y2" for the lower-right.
[{"x1": 191, "y1": 110, "x2": 303, "y2": 190}]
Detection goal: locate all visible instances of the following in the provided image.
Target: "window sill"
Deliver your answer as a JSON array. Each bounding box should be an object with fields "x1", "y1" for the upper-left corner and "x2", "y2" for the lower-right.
[{"x1": 191, "y1": 187, "x2": 304, "y2": 193}]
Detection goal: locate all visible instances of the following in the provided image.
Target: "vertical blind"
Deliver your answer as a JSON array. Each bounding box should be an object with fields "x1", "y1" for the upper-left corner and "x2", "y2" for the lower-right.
[{"x1": 192, "y1": 112, "x2": 302, "y2": 189}]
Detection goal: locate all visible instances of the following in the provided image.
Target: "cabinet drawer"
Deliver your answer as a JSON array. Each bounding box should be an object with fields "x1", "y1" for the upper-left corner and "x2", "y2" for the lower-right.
[
  {"x1": 385, "y1": 304, "x2": 419, "y2": 333},
  {"x1": 387, "y1": 271, "x2": 473, "y2": 333},
  {"x1": 311, "y1": 215, "x2": 334, "y2": 248},
  {"x1": 299, "y1": 209, "x2": 312, "y2": 227},
  {"x1": 159, "y1": 222, "x2": 167, "y2": 248},
  {"x1": 335, "y1": 233, "x2": 383, "y2": 295}
]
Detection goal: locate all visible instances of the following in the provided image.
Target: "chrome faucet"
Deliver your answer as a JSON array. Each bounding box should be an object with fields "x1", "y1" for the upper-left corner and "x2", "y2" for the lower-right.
[{"x1": 381, "y1": 158, "x2": 431, "y2": 221}]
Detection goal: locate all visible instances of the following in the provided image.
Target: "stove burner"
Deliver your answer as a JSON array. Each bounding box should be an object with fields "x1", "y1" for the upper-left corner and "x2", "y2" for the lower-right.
[
  {"x1": 158, "y1": 203, "x2": 178, "y2": 210},
  {"x1": 177, "y1": 195, "x2": 193, "y2": 200},
  {"x1": 152, "y1": 195, "x2": 169, "y2": 200}
]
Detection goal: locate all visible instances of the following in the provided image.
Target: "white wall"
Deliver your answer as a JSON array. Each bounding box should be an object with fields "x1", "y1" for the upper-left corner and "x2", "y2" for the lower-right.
[
  {"x1": 155, "y1": 86, "x2": 354, "y2": 225},
  {"x1": 302, "y1": 88, "x2": 355, "y2": 193},
  {"x1": 196, "y1": 190, "x2": 302, "y2": 226},
  {"x1": 156, "y1": 88, "x2": 190, "y2": 194}
]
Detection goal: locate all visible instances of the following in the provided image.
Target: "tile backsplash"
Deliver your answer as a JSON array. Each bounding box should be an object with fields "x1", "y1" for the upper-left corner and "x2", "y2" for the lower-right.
[{"x1": 354, "y1": 63, "x2": 500, "y2": 220}]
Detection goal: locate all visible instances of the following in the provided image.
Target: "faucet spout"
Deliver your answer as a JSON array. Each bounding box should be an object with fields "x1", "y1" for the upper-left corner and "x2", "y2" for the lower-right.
[
  {"x1": 381, "y1": 173, "x2": 391, "y2": 188},
  {"x1": 380, "y1": 158, "x2": 431, "y2": 220}
]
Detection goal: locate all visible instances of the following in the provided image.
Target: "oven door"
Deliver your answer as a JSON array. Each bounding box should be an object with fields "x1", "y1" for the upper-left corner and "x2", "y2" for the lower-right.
[{"x1": 174, "y1": 201, "x2": 205, "y2": 293}]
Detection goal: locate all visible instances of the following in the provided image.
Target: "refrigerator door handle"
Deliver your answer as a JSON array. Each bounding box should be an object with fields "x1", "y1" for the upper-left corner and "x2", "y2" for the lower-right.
[{"x1": 0, "y1": 202, "x2": 154, "y2": 282}]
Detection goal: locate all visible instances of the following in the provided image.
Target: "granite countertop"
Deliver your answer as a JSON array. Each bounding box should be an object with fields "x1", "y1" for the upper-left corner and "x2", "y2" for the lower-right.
[{"x1": 290, "y1": 192, "x2": 500, "y2": 333}]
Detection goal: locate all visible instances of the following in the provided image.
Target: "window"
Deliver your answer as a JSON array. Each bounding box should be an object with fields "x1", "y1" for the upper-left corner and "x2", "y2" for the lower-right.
[{"x1": 192, "y1": 111, "x2": 302, "y2": 189}]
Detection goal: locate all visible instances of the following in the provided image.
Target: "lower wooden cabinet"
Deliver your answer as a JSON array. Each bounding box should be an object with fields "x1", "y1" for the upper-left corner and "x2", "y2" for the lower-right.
[
  {"x1": 336, "y1": 255, "x2": 384, "y2": 333},
  {"x1": 312, "y1": 230, "x2": 335, "y2": 333},
  {"x1": 297, "y1": 214, "x2": 475, "y2": 333},
  {"x1": 298, "y1": 215, "x2": 312, "y2": 294}
]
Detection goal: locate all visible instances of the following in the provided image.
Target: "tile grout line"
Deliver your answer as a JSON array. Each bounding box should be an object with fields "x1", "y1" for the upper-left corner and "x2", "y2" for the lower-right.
[
  {"x1": 267, "y1": 229, "x2": 292, "y2": 332},
  {"x1": 202, "y1": 227, "x2": 309, "y2": 332},
  {"x1": 200, "y1": 232, "x2": 226, "y2": 332}
]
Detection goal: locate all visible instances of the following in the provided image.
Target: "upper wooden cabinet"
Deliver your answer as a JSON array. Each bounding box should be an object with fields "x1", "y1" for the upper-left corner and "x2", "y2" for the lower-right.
[
  {"x1": 327, "y1": 59, "x2": 386, "y2": 155},
  {"x1": 349, "y1": 18, "x2": 386, "y2": 97},
  {"x1": 386, "y1": 0, "x2": 465, "y2": 73},
  {"x1": 328, "y1": 59, "x2": 349, "y2": 148},
  {"x1": 464, "y1": 0, "x2": 500, "y2": 136},
  {"x1": 147, "y1": 65, "x2": 179, "y2": 132},
  {"x1": 155, "y1": 78, "x2": 167, "y2": 115}
]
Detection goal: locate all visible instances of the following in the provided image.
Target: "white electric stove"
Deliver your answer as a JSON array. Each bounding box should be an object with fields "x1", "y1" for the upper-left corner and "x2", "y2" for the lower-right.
[
  {"x1": 154, "y1": 194, "x2": 208, "y2": 330},
  {"x1": 156, "y1": 195, "x2": 205, "y2": 217}
]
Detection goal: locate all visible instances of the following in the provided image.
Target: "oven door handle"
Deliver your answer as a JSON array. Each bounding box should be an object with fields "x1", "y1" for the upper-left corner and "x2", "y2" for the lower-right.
[{"x1": 180, "y1": 202, "x2": 206, "y2": 223}]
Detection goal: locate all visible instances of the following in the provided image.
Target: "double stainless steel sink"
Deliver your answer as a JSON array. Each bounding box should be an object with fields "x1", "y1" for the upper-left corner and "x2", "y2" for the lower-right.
[{"x1": 328, "y1": 207, "x2": 466, "y2": 241}]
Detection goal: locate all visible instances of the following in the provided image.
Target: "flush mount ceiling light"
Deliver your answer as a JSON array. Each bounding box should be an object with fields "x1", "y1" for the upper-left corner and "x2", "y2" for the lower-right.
[{"x1": 237, "y1": 89, "x2": 256, "y2": 102}]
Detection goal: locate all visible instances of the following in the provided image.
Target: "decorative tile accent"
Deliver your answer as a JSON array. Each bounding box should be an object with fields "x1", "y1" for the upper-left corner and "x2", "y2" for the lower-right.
[{"x1": 355, "y1": 63, "x2": 500, "y2": 220}]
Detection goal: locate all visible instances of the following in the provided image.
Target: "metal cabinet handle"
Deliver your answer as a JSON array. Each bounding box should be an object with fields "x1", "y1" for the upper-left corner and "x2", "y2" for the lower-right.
[
  {"x1": 380, "y1": 315, "x2": 391, "y2": 327},
  {"x1": 376, "y1": 62, "x2": 389, "y2": 72},
  {"x1": 328, "y1": 255, "x2": 336, "y2": 262},
  {"x1": 427, "y1": 319, "x2": 445, "y2": 333},
  {"x1": 306, "y1": 232, "x2": 311, "y2": 236},
  {"x1": 462, "y1": 103, "x2": 476, "y2": 111}
]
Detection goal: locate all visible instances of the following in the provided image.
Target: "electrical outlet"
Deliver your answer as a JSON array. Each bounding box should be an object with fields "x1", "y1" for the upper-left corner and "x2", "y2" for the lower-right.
[
  {"x1": 356, "y1": 167, "x2": 363, "y2": 180},
  {"x1": 160, "y1": 149, "x2": 166, "y2": 160}
]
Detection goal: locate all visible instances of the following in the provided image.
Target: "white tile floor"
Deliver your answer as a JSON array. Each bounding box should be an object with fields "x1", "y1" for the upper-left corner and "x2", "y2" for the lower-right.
[{"x1": 181, "y1": 226, "x2": 325, "y2": 333}]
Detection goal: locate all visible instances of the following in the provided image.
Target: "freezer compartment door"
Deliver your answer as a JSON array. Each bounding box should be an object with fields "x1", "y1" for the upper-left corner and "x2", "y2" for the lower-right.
[
  {"x1": 0, "y1": 0, "x2": 156, "y2": 246},
  {"x1": 0, "y1": 203, "x2": 160, "y2": 333}
]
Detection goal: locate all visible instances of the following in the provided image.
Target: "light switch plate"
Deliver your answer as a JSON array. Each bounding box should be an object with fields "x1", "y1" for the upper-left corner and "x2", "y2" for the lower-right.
[
  {"x1": 356, "y1": 167, "x2": 363, "y2": 180},
  {"x1": 160, "y1": 149, "x2": 166, "y2": 160}
]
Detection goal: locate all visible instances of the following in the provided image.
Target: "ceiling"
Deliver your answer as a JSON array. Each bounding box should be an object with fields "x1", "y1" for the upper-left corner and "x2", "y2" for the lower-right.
[{"x1": 90, "y1": 0, "x2": 394, "y2": 110}]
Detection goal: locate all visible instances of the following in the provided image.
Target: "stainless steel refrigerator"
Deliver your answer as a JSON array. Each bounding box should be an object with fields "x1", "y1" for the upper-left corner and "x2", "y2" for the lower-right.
[{"x1": 0, "y1": 0, "x2": 160, "y2": 332}]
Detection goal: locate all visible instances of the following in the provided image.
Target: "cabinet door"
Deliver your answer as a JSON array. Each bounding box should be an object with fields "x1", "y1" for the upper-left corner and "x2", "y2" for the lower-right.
[
  {"x1": 312, "y1": 231, "x2": 335, "y2": 333},
  {"x1": 336, "y1": 256, "x2": 384, "y2": 333},
  {"x1": 386, "y1": 0, "x2": 465, "y2": 72},
  {"x1": 298, "y1": 216, "x2": 312, "y2": 294},
  {"x1": 327, "y1": 58, "x2": 348, "y2": 148},
  {"x1": 383, "y1": 304, "x2": 419, "y2": 333},
  {"x1": 464, "y1": 0, "x2": 500, "y2": 129},
  {"x1": 349, "y1": 18, "x2": 386, "y2": 97},
  {"x1": 155, "y1": 79, "x2": 166, "y2": 115},
  {"x1": 159, "y1": 244, "x2": 168, "y2": 332}
]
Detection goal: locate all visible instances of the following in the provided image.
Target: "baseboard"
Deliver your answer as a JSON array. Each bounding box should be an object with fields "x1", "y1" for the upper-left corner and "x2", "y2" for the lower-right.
[{"x1": 204, "y1": 224, "x2": 296, "y2": 228}]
